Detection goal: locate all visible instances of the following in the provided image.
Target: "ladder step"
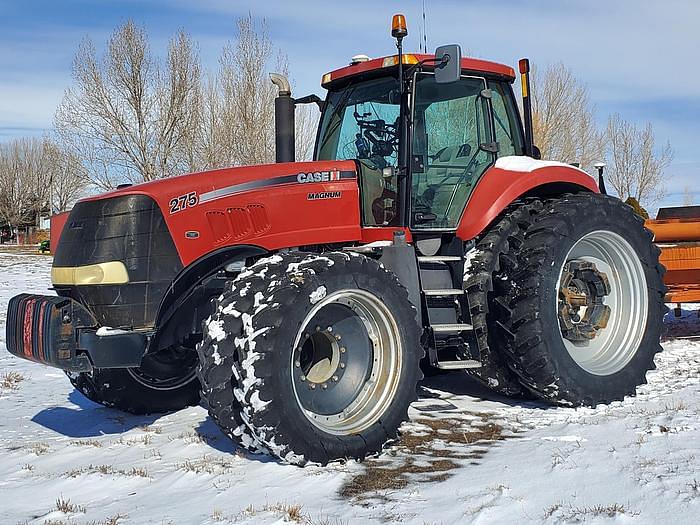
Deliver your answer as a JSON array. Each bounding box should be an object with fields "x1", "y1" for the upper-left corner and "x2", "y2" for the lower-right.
[
  {"x1": 423, "y1": 288, "x2": 464, "y2": 296},
  {"x1": 418, "y1": 255, "x2": 462, "y2": 263},
  {"x1": 436, "y1": 360, "x2": 481, "y2": 370},
  {"x1": 432, "y1": 323, "x2": 473, "y2": 333}
]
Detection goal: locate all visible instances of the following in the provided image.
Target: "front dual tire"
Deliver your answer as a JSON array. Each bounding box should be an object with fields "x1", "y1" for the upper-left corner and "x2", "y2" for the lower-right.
[{"x1": 197, "y1": 251, "x2": 423, "y2": 465}]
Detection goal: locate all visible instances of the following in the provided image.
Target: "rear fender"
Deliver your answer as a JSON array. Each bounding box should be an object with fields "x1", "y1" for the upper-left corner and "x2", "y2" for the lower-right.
[{"x1": 456, "y1": 157, "x2": 600, "y2": 241}]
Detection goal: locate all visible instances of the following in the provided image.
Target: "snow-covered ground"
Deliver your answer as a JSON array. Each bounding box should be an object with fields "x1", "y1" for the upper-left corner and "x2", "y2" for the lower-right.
[{"x1": 0, "y1": 253, "x2": 698, "y2": 525}]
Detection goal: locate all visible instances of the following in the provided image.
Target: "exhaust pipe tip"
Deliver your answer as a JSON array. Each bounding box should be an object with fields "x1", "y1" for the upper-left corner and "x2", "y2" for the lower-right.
[{"x1": 270, "y1": 73, "x2": 291, "y2": 96}]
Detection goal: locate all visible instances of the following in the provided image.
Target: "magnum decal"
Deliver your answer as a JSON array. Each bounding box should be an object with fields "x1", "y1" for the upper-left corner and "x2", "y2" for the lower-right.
[{"x1": 307, "y1": 191, "x2": 342, "y2": 200}]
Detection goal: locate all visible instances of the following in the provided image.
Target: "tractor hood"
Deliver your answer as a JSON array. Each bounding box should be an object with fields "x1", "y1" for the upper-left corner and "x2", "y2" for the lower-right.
[
  {"x1": 64, "y1": 159, "x2": 362, "y2": 266},
  {"x1": 83, "y1": 160, "x2": 358, "y2": 208}
]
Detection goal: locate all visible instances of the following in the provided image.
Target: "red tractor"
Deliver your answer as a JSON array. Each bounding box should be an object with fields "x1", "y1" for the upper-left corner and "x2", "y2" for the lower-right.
[{"x1": 6, "y1": 16, "x2": 665, "y2": 465}]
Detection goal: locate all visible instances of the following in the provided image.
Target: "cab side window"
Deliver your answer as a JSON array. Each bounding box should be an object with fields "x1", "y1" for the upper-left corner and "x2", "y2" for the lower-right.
[{"x1": 488, "y1": 81, "x2": 524, "y2": 157}]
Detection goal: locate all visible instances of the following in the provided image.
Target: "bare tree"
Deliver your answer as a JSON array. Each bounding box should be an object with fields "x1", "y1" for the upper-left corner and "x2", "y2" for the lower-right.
[
  {"x1": 0, "y1": 140, "x2": 39, "y2": 234},
  {"x1": 531, "y1": 63, "x2": 606, "y2": 171},
  {"x1": 295, "y1": 104, "x2": 319, "y2": 162},
  {"x1": 606, "y1": 113, "x2": 673, "y2": 206},
  {"x1": 682, "y1": 186, "x2": 694, "y2": 207},
  {"x1": 44, "y1": 140, "x2": 86, "y2": 212},
  {"x1": 0, "y1": 138, "x2": 84, "y2": 236},
  {"x1": 192, "y1": 15, "x2": 318, "y2": 169},
  {"x1": 55, "y1": 21, "x2": 201, "y2": 189}
]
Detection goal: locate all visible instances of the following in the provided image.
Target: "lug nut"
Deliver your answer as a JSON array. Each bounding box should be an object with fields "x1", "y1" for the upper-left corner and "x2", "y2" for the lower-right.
[
  {"x1": 332, "y1": 375, "x2": 339, "y2": 382},
  {"x1": 322, "y1": 384, "x2": 328, "y2": 390},
  {"x1": 340, "y1": 347, "x2": 346, "y2": 353},
  {"x1": 309, "y1": 383, "x2": 316, "y2": 390},
  {"x1": 316, "y1": 326, "x2": 321, "y2": 332},
  {"x1": 327, "y1": 326, "x2": 333, "y2": 332},
  {"x1": 335, "y1": 334, "x2": 342, "y2": 341},
  {"x1": 295, "y1": 361, "x2": 301, "y2": 368},
  {"x1": 340, "y1": 363, "x2": 346, "y2": 369},
  {"x1": 299, "y1": 375, "x2": 306, "y2": 381}
]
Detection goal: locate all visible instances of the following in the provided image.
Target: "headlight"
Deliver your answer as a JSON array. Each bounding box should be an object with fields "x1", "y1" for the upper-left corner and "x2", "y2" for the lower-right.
[{"x1": 51, "y1": 262, "x2": 130, "y2": 286}]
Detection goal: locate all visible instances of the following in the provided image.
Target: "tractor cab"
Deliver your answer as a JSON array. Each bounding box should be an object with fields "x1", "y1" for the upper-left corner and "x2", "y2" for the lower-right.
[{"x1": 315, "y1": 46, "x2": 525, "y2": 231}]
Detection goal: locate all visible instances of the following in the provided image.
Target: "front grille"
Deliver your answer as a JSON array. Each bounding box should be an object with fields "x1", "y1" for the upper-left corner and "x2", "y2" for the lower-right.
[{"x1": 53, "y1": 195, "x2": 182, "y2": 328}]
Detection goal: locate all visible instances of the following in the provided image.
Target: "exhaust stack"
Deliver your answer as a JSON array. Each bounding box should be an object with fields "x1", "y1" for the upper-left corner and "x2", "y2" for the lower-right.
[
  {"x1": 518, "y1": 58, "x2": 535, "y2": 158},
  {"x1": 270, "y1": 73, "x2": 295, "y2": 163}
]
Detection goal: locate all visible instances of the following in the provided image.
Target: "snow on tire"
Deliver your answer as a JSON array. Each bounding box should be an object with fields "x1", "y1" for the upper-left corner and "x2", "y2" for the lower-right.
[{"x1": 198, "y1": 251, "x2": 423, "y2": 465}]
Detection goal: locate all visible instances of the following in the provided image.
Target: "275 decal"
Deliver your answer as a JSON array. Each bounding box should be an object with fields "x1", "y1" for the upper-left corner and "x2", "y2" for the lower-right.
[{"x1": 169, "y1": 192, "x2": 198, "y2": 214}]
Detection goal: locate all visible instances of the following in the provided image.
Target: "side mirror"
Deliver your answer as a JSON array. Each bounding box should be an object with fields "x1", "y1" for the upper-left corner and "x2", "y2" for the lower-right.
[{"x1": 434, "y1": 44, "x2": 462, "y2": 84}]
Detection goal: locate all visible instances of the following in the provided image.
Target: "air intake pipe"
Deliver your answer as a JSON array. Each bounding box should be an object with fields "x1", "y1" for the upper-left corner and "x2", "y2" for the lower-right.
[{"x1": 270, "y1": 73, "x2": 295, "y2": 163}]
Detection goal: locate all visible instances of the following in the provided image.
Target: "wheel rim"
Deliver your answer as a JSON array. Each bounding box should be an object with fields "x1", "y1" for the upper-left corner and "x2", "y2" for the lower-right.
[
  {"x1": 126, "y1": 346, "x2": 198, "y2": 391},
  {"x1": 291, "y1": 289, "x2": 403, "y2": 435},
  {"x1": 556, "y1": 230, "x2": 648, "y2": 376}
]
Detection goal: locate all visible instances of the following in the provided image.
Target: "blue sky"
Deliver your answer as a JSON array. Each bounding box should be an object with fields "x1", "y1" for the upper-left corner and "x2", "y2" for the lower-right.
[{"x1": 0, "y1": 0, "x2": 697, "y2": 209}]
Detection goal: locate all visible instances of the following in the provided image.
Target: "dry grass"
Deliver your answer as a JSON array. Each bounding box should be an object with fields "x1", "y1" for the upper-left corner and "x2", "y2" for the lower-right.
[
  {"x1": 138, "y1": 424, "x2": 162, "y2": 434},
  {"x1": 116, "y1": 434, "x2": 153, "y2": 446},
  {"x1": 1, "y1": 371, "x2": 25, "y2": 390},
  {"x1": 28, "y1": 442, "x2": 50, "y2": 455},
  {"x1": 172, "y1": 429, "x2": 219, "y2": 445},
  {"x1": 55, "y1": 496, "x2": 86, "y2": 514},
  {"x1": 543, "y1": 502, "x2": 638, "y2": 520},
  {"x1": 340, "y1": 414, "x2": 510, "y2": 502},
  {"x1": 64, "y1": 464, "x2": 149, "y2": 478},
  {"x1": 241, "y1": 503, "x2": 345, "y2": 525},
  {"x1": 177, "y1": 455, "x2": 236, "y2": 475},
  {"x1": 37, "y1": 514, "x2": 127, "y2": 525},
  {"x1": 176, "y1": 430, "x2": 206, "y2": 444},
  {"x1": 70, "y1": 439, "x2": 103, "y2": 448}
]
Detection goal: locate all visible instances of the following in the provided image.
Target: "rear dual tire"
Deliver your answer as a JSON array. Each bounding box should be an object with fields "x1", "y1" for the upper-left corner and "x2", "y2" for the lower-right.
[{"x1": 489, "y1": 194, "x2": 666, "y2": 406}]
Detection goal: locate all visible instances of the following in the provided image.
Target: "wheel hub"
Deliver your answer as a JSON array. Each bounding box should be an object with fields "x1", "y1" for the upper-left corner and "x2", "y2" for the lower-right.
[
  {"x1": 558, "y1": 260, "x2": 611, "y2": 344},
  {"x1": 292, "y1": 302, "x2": 373, "y2": 417},
  {"x1": 290, "y1": 289, "x2": 402, "y2": 435}
]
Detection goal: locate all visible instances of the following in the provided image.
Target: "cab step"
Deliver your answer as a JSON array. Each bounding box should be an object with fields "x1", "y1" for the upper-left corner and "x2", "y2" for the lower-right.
[
  {"x1": 417, "y1": 255, "x2": 462, "y2": 263},
  {"x1": 423, "y1": 288, "x2": 464, "y2": 296},
  {"x1": 432, "y1": 323, "x2": 473, "y2": 333},
  {"x1": 435, "y1": 359, "x2": 481, "y2": 370}
]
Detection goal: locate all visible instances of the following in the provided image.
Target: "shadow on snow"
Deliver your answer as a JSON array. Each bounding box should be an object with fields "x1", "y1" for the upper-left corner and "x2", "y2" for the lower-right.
[{"x1": 30, "y1": 390, "x2": 163, "y2": 437}]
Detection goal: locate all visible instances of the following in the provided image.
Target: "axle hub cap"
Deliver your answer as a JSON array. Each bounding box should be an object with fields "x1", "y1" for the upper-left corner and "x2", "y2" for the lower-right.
[
  {"x1": 555, "y1": 230, "x2": 648, "y2": 376},
  {"x1": 558, "y1": 260, "x2": 611, "y2": 344}
]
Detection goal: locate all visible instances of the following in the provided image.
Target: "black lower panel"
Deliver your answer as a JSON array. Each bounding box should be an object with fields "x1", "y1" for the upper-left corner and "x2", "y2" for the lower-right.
[{"x1": 56, "y1": 281, "x2": 171, "y2": 328}]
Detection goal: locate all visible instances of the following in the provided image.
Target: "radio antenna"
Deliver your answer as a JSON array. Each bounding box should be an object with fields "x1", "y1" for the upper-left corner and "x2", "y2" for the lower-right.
[{"x1": 422, "y1": 0, "x2": 428, "y2": 53}]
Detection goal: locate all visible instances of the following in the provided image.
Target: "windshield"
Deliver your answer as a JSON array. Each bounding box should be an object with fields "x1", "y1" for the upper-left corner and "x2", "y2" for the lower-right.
[{"x1": 315, "y1": 77, "x2": 400, "y2": 171}]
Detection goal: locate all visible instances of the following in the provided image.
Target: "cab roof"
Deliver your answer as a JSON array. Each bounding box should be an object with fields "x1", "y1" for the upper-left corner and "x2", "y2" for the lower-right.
[{"x1": 321, "y1": 53, "x2": 516, "y2": 89}]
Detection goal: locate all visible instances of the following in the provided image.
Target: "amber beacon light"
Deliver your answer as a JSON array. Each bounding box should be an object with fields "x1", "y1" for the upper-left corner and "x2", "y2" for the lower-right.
[{"x1": 391, "y1": 14, "x2": 408, "y2": 39}]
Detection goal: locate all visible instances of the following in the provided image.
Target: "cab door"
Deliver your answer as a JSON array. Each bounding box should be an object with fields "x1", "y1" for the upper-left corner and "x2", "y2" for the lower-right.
[{"x1": 410, "y1": 73, "x2": 496, "y2": 231}]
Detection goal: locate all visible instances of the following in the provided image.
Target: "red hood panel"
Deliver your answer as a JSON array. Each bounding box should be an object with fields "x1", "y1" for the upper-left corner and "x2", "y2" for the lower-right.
[{"x1": 80, "y1": 160, "x2": 361, "y2": 266}]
